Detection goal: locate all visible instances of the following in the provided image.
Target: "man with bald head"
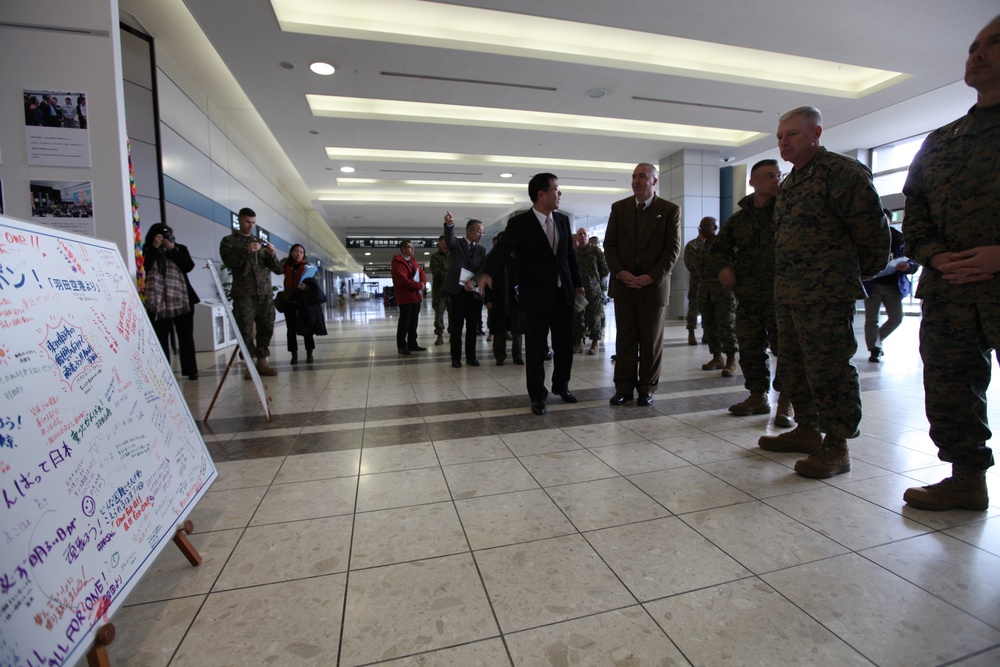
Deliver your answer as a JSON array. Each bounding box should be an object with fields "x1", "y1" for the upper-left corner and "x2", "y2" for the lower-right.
[
  {"x1": 901, "y1": 15, "x2": 1000, "y2": 511},
  {"x1": 604, "y1": 162, "x2": 681, "y2": 407},
  {"x1": 757, "y1": 106, "x2": 889, "y2": 479}
]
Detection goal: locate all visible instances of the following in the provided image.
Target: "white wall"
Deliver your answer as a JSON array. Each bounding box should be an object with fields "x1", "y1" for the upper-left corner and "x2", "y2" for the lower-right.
[{"x1": 0, "y1": 1, "x2": 133, "y2": 260}]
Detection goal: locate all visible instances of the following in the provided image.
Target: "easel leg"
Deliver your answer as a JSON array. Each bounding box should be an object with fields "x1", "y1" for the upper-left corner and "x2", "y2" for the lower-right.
[
  {"x1": 86, "y1": 623, "x2": 116, "y2": 667},
  {"x1": 202, "y1": 348, "x2": 240, "y2": 422},
  {"x1": 172, "y1": 520, "x2": 202, "y2": 566}
]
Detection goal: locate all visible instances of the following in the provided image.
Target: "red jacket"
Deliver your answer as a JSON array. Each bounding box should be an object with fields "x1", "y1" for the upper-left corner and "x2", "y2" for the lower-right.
[{"x1": 391, "y1": 254, "x2": 426, "y2": 305}]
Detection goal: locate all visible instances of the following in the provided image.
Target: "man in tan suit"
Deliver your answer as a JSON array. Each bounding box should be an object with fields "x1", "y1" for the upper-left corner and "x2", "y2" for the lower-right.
[{"x1": 604, "y1": 163, "x2": 682, "y2": 406}]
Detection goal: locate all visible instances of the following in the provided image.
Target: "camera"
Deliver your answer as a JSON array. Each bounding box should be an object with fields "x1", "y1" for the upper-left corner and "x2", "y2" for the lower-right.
[
  {"x1": 259, "y1": 241, "x2": 270, "y2": 248},
  {"x1": 165, "y1": 232, "x2": 176, "y2": 243}
]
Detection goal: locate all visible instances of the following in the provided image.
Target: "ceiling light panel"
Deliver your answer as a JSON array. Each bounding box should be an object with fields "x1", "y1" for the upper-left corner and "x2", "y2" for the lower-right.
[
  {"x1": 273, "y1": 0, "x2": 907, "y2": 98},
  {"x1": 323, "y1": 148, "x2": 637, "y2": 173},
  {"x1": 335, "y1": 178, "x2": 626, "y2": 194},
  {"x1": 308, "y1": 95, "x2": 764, "y2": 146}
]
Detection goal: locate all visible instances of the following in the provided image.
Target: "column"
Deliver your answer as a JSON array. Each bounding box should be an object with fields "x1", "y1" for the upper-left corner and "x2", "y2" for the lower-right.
[{"x1": 659, "y1": 149, "x2": 720, "y2": 319}]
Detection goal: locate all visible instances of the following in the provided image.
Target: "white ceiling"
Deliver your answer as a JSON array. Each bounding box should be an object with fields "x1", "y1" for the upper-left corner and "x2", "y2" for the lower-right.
[{"x1": 126, "y1": 0, "x2": 988, "y2": 268}]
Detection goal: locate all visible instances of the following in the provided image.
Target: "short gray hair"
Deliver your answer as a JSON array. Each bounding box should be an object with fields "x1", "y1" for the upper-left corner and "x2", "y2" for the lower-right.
[{"x1": 779, "y1": 106, "x2": 823, "y2": 126}]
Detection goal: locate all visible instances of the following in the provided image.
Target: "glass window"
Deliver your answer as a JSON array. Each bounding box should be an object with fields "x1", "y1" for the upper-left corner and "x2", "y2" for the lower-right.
[{"x1": 872, "y1": 134, "x2": 927, "y2": 173}]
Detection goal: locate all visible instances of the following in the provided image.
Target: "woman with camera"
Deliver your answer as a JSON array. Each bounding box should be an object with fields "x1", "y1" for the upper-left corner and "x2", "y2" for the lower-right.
[
  {"x1": 279, "y1": 244, "x2": 327, "y2": 364},
  {"x1": 142, "y1": 223, "x2": 200, "y2": 379}
]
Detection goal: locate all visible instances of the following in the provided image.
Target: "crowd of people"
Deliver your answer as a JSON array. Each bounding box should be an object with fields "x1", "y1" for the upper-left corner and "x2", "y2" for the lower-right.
[
  {"x1": 24, "y1": 94, "x2": 87, "y2": 129},
  {"x1": 144, "y1": 15, "x2": 997, "y2": 514}
]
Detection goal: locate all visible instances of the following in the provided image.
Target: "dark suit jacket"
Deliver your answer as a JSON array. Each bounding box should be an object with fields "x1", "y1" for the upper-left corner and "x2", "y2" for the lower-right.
[
  {"x1": 604, "y1": 195, "x2": 681, "y2": 308},
  {"x1": 442, "y1": 223, "x2": 487, "y2": 295},
  {"x1": 483, "y1": 209, "x2": 582, "y2": 313}
]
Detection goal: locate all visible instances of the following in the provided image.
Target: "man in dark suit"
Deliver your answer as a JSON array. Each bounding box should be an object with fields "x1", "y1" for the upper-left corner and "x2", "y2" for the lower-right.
[
  {"x1": 443, "y1": 214, "x2": 486, "y2": 368},
  {"x1": 477, "y1": 173, "x2": 585, "y2": 415},
  {"x1": 605, "y1": 163, "x2": 682, "y2": 407}
]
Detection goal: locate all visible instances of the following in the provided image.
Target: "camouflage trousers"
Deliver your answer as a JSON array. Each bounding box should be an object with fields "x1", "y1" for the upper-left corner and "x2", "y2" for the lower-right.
[
  {"x1": 432, "y1": 292, "x2": 449, "y2": 335},
  {"x1": 232, "y1": 294, "x2": 275, "y2": 359},
  {"x1": 573, "y1": 288, "x2": 605, "y2": 341},
  {"x1": 686, "y1": 281, "x2": 700, "y2": 330},
  {"x1": 735, "y1": 297, "x2": 782, "y2": 395},
  {"x1": 920, "y1": 300, "x2": 997, "y2": 470},
  {"x1": 776, "y1": 300, "x2": 860, "y2": 439},
  {"x1": 700, "y1": 283, "x2": 737, "y2": 356}
]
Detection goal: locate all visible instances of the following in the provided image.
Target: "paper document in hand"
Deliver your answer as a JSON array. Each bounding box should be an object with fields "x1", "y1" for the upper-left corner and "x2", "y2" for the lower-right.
[
  {"x1": 574, "y1": 292, "x2": 589, "y2": 312},
  {"x1": 458, "y1": 268, "x2": 475, "y2": 287},
  {"x1": 872, "y1": 256, "x2": 910, "y2": 279}
]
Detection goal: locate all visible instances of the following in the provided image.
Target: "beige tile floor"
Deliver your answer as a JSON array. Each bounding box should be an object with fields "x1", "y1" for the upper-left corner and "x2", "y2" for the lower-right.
[{"x1": 91, "y1": 301, "x2": 1000, "y2": 666}]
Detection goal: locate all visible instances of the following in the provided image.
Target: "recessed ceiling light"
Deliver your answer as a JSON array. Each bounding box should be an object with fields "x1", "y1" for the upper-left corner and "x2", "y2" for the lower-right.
[
  {"x1": 310, "y1": 62, "x2": 336, "y2": 75},
  {"x1": 279, "y1": 61, "x2": 295, "y2": 70},
  {"x1": 586, "y1": 88, "x2": 607, "y2": 99},
  {"x1": 340, "y1": 166, "x2": 356, "y2": 173},
  {"x1": 277, "y1": 0, "x2": 907, "y2": 98},
  {"x1": 325, "y1": 148, "x2": 635, "y2": 173},
  {"x1": 500, "y1": 173, "x2": 513, "y2": 178},
  {"x1": 364, "y1": 252, "x2": 371, "y2": 256},
  {"x1": 309, "y1": 130, "x2": 319, "y2": 135},
  {"x1": 308, "y1": 95, "x2": 763, "y2": 145}
]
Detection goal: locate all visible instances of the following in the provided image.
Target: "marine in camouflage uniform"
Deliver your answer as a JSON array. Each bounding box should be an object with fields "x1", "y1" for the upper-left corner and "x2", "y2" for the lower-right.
[
  {"x1": 758, "y1": 106, "x2": 889, "y2": 479},
  {"x1": 900, "y1": 15, "x2": 1000, "y2": 512},
  {"x1": 574, "y1": 233, "x2": 609, "y2": 354},
  {"x1": 219, "y1": 208, "x2": 282, "y2": 372},
  {"x1": 429, "y1": 236, "x2": 450, "y2": 343},
  {"x1": 694, "y1": 217, "x2": 738, "y2": 374},
  {"x1": 711, "y1": 160, "x2": 793, "y2": 423},
  {"x1": 683, "y1": 236, "x2": 705, "y2": 342}
]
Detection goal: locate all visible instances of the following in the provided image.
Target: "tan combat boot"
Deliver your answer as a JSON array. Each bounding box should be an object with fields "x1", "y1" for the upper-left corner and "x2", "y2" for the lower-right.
[
  {"x1": 256, "y1": 357, "x2": 278, "y2": 377},
  {"x1": 587, "y1": 339, "x2": 599, "y2": 355},
  {"x1": 573, "y1": 339, "x2": 584, "y2": 354},
  {"x1": 774, "y1": 394, "x2": 795, "y2": 428},
  {"x1": 435, "y1": 333, "x2": 445, "y2": 346},
  {"x1": 794, "y1": 436, "x2": 851, "y2": 478},
  {"x1": 702, "y1": 354, "x2": 725, "y2": 371},
  {"x1": 903, "y1": 465, "x2": 989, "y2": 511},
  {"x1": 758, "y1": 424, "x2": 822, "y2": 453},
  {"x1": 688, "y1": 330, "x2": 697, "y2": 345},
  {"x1": 721, "y1": 355, "x2": 738, "y2": 377},
  {"x1": 729, "y1": 393, "x2": 770, "y2": 416}
]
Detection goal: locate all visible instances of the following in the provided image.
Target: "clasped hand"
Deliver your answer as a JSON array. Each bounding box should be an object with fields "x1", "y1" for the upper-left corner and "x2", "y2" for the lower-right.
[{"x1": 934, "y1": 246, "x2": 1000, "y2": 284}]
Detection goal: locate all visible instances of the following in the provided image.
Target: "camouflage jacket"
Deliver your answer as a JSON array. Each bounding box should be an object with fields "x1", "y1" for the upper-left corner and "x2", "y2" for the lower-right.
[
  {"x1": 711, "y1": 194, "x2": 777, "y2": 301},
  {"x1": 904, "y1": 104, "x2": 1000, "y2": 302},
  {"x1": 429, "y1": 250, "x2": 450, "y2": 295},
  {"x1": 575, "y1": 244, "x2": 609, "y2": 293},
  {"x1": 219, "y1": 233, "x2": 281, "y2": 297},
  {"x1": 683, "y1": 237, "x2": 706, "y2": 285},
  {"x1": 774, "y1": 148, "x2": 889, "y2": 305}
]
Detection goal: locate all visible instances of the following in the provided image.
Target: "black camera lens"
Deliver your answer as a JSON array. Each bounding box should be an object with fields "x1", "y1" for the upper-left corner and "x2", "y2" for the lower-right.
[{"x1": 166, "y1": 233, "x2": 176, "y2": 243}]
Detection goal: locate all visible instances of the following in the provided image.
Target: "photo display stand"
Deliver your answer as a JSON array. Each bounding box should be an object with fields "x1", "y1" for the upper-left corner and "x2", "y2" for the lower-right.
[
  {"x1": 202, "y1": 259, "x2": 271, "y2": 423},
  {"x1": 0, "y1": 215, "x2": 217, "y2": 666}
]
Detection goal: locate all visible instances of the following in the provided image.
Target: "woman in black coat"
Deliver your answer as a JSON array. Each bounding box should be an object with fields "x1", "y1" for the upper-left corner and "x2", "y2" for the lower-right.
[
  {"x1": 143, "y1": 223, "x2": 200, "y2": 379},
  {"x1": 279, "y1": 244, "x2": 327, "y2": 364}
]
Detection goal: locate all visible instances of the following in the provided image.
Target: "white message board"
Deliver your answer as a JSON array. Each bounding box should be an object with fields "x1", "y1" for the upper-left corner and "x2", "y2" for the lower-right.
[{"x1": 0, "y1": 215, "x2": 217, "y2": 666}]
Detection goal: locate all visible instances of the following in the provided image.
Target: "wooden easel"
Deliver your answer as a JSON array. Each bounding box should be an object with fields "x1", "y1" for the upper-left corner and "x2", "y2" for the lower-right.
[{"x1": 85, "y1": 520, "x2": 202, "y2": 665}]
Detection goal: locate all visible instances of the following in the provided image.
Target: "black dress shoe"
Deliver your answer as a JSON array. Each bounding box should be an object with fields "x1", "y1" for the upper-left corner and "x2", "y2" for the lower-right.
[
  {"x1": 452, "y1": 360, "x2": 462, "y2": 368},
  {"x1": 555, "y1": 389, "x2": 578, "y2": 403},
  {"x1": 637, "y1": 392, "x2": 654, "y2": 407},
  {"x1": 530, "y1": 401, "x2": 547, "y2": 415},
  {"x1": 409, "y1": 345, "x2": 427, "y2": 352},
  {"x1": 467, "y1": 358, "x2": 480, "y2": 366},
  {"x1": 496, "y1": 359, "x2": 505, "y2": 366},
  {"x1": 513, "y1": 358, "x2": 525, "y2": 365},
  {"x1": 543, "y1": 351, "x2": 553, "y2": 361},
  {"x1": 609, "y1": 392, "x2": 632, "y2": 406},
  {"x1": 398, "y1": 349, "x2": 411, "y2": 355}
]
